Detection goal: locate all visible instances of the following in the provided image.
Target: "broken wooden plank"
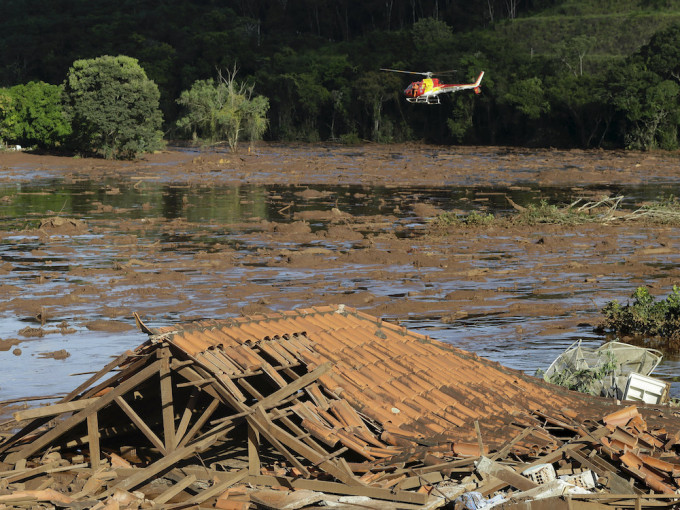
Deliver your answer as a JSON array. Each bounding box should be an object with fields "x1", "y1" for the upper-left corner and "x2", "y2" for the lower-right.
[
  {"x1": 248, "y1": 424, "x2": 261, "y2": 476},
  {"x1": 566, "y1": 448, "x2": 636, "y2": 494},
  {"x1": 174, "y1": 388, "x2": 199, "y2": 449},
  {"x1": 247, "y1": 406, "x2": 311, "y2": 478},
  {"x1": 243, "y1": 474, "x2": 429, "y2": 505},
  {"x1": 257, "y1": 362, "x2": 332, "y2": 411},
  {"x1": 1, "y1": 461, "x2": 60, "y2": 484},
  {"x1": 87, "y1": 413, "x2": 100, "y2": 470},
  {"x1": 13, "y1": 398, "x2": 98, "y2": 422},
  {"x1": 180, "y1": 468, "x2": 247, "y2": 506},
  {"x1": 61, "y1": 350, "x2": 137, "y2": 404},
  {"x1": 160, "y1": 350, "x2": 176, "y2": 453},
  {"x1": 114, "y1": 396, "x2": 167, "y2": 454},
  {"x1": 475, "y1": 420, "x2": 484, "y2": 459},
  {"x1": 153, "y1": 474, "x2": 197, "y2": 505},
  {"x1": 177, "y1": 398, "x2": 222, "y2": 448},
  {"x1": 0, "y1": 352, "x2": 143, "y2": 457},
  {"x1": 490, "y1": 427, "x2": 535, "y2": 461},
  {"x1": 475, "y1": 456, "x2": 537, "y2": 492}
]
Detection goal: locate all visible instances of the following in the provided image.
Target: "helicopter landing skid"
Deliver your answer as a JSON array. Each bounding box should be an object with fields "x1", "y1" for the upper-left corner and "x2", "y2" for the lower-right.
[{"x1": 407, "y1": 96, "x2": 440, "y2": 105}]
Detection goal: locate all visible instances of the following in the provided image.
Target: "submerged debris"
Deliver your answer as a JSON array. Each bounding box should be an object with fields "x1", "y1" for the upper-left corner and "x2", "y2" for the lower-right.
[
  {"x1": 1, "y1": 305, "x2": 680, "y2": 509},
  {"x1": 542, "y1": 340, "x2": 668, "y2": 403}
]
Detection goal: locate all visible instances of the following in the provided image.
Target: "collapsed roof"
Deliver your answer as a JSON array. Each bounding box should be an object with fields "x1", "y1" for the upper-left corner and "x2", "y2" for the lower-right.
[{"x1": 1, "y1": 305, "x2": 679, "y2": 508}]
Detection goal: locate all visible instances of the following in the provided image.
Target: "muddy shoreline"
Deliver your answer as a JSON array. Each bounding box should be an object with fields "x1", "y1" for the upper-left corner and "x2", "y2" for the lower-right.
[
  {"x1": 3, "y1": 143, "x2": 680, "y2": 187},
  {"x1": 1, "y1": 143, "x2": 680, "y2": 408}
]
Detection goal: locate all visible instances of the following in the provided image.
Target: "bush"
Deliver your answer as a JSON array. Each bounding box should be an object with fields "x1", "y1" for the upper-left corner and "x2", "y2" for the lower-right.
[
  {"x1": 0, "y1": 82, "x2": 71, "y2": 149},
  {"x1": 0, "y1": 91, "x2": 17, "y2": 147},
  {"x1": 601, "y1": 286, "x2": 680, "y2": 349},
  {"x1": 62, "y1": 55, "x2": 164, "y2": 159},
  {"x1": 431, "y1": 210, "x2": 495, "y2": 227}
]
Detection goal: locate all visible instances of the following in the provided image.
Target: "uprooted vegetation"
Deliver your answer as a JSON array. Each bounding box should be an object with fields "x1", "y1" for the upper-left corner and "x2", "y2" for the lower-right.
[
  {"x1": 598, "y1": 286, "x2": 680, "y2": 352},
  {"x1": 429, "y1": 195, "x2": 680, "y2": 230}
]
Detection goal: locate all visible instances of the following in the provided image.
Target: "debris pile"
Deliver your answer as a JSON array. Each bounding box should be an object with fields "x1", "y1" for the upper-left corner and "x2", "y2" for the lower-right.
[{"x1": 0, "y1": 305, "x2": 679, "y2": 509}]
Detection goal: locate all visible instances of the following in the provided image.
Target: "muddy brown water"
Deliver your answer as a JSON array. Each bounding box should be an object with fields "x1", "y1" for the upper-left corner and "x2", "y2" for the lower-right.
[{"x1": 1, "y1": 143, "x2": 680, "y2": 413}]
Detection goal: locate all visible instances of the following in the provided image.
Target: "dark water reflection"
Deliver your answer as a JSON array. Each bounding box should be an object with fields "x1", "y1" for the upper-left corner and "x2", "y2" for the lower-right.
[
  {"x1": 2, "y1": 179, "x2": 680, "y2": 225},
  {"x1": 1, "y1": 177, "x2": 680, "y2": 405}
]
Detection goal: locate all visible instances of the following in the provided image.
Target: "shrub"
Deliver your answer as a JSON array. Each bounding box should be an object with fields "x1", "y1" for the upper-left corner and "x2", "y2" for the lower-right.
[
  {"x1": 431, "y1": 210, "x2": 495, "y2": 227},
  {"x1": 601, "y1": 286, "x2": 680, "y2": 349},
  {"x1": 0, "y1": 91, "x2": 17, "y2": 147},
  {"x1": 1, "y1": 82, "x2": 71, "y2": 149},
  {"x1": 62, "y1": 55, "x2": 164, "y2": 159}
]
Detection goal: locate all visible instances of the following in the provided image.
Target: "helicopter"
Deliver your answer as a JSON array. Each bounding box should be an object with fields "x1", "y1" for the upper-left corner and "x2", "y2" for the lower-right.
[{"x1": 381, "y1": 68, "x2": 484, "y2": 105}]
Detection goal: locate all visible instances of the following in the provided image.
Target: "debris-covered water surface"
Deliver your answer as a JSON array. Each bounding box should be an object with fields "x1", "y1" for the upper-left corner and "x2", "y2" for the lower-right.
[{"x1": 1, "y1": 144, "x2": 680, "y2": 407}]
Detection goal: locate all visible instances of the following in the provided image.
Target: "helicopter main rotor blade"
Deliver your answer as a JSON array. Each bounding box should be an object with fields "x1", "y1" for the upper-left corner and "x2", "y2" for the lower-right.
[{"x1": 380, "y1": 68, "x2": 431, "y2": 76}]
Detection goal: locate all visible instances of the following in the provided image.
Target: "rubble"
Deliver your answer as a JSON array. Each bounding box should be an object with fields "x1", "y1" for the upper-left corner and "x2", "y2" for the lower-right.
[{"x1": 1, "y1": 305, "x2": 680, "y2": 509}]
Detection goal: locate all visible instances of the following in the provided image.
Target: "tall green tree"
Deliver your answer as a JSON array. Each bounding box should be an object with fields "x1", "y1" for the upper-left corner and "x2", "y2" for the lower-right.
[
  {"x1": 608, "y1": 63, "x2": 680, "y2": 150},
  {"x1": 639, "y1": 23, "x2": 680, "y2": 84},
  {"x1": 176, "y1": 68, "x2": 269, "y2": 151},
  {"x1": 62, "y1": 55, "x2": 164, "y2": 159}
]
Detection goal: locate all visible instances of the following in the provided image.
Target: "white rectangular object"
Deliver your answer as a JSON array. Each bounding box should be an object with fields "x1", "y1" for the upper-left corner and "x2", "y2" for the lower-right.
[
  {"x1": 623, "y1": 373, "x2": 669, "y2": 404},
  {"x1": 522, "y1": 463, "x2": 556, "y2": 485}
]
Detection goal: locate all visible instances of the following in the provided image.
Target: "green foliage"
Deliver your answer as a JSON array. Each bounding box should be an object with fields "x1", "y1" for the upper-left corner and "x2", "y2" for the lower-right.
[
  {"x1": 513, "y1": 200, "x2": 595, "y2": 225},
  {"x1": 411, "y1": 18, "x2": 455, "y2": 69},
  {"x1": 601, "y1": 286, "x2": 680, "y2": 342},
  {"x1": 354, "y1": 71, "x2": 400, "y2": 142},
  {"x1": 0, "y1": 91, "x2": 18, "y2": 146},
  {"x1": 339, "y1": 132, "x2": 362, "y2": 145},
  {"x1": 62, "y1": 55, "x2": 164, "y2": 159},
  {"x1": 609, "y1": 62, "x2": 680, "y2": 150},
  {"x1": 1, "y1": 82, "x2": 71, "y2": 149},
  {"x1": 502, "y1": 77, "x2": 551, "y2": 119},
  {"x1": 639, "y1": 23, "x2": 680, "y2": 82},
  {"x1": 176, "y1": 68, "x2": 269, "y2": 151},
  {"x1": 545, "y1": 73, "x2": 610, "y2": 148},
  {"x1": 431, "y1": 210, "x2": 495, "y2": 227}
]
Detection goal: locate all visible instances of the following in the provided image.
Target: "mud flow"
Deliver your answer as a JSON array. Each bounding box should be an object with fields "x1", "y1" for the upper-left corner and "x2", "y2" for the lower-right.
[{"x1": 0, "y1": 143, "x2": 679, "y2": 409}]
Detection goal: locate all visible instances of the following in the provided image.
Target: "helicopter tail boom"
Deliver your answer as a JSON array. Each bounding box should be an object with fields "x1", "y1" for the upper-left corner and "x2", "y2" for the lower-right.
[{"x1": 474, "y1": 71, "x2": 484, "y2": 87}]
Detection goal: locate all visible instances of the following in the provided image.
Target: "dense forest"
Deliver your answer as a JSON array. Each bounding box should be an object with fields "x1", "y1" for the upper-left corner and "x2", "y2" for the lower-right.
[{"x1": 2, "y1": 0, "x2": 680, "y2": 151}]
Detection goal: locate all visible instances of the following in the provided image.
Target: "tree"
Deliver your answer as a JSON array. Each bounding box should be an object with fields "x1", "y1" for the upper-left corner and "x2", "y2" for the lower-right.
[
  {"x1": 410, "y1": 18, "x2": 455, "y2": 70},
  {"x1": 62, "y1": 55, "x2": 164, "y2": 159},
  {"x1": 502, "y1": 77, "x2": 550, "y2": 120},
  {"x1": 639, "y1": 23, "x2": 680, "y2": 84},
  {"x1": 176, "y1": 67, "x2": 269, "y2": 151},
  {"x1": 354, "y1": 71, "x2": 400, "y2": 141},
  {"x1": 546, "y1": 73, "x2": 612, "y2": 148},
  {"x1": 2, "y1": 82, "x2": 71, "y2": 149},
  {"x1": 0, "y1": 91, "x2": 18, "y2": 147},
  {"x1": 608, "y1": 63, "x2": 680, "y2": 150},
  {"x1": 555, "y1": 36, "x2": 596, "y2": 77}
]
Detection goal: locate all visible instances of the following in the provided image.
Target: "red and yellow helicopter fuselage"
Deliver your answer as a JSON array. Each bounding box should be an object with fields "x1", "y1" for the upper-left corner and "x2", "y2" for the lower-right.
[{"x1": 403, "y1": 71, "x2": 484, "y2": 104}]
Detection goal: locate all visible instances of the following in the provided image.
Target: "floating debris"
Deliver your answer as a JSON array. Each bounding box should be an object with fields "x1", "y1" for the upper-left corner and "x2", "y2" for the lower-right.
[{"x1": 542, "y1": 340, "x2": 668, "y2": 403}]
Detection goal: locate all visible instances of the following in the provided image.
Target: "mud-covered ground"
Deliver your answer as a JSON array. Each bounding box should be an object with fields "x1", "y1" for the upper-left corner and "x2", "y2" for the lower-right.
[{"x1": 1, "y1": 143, "x2": 680, "y2": 412}]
